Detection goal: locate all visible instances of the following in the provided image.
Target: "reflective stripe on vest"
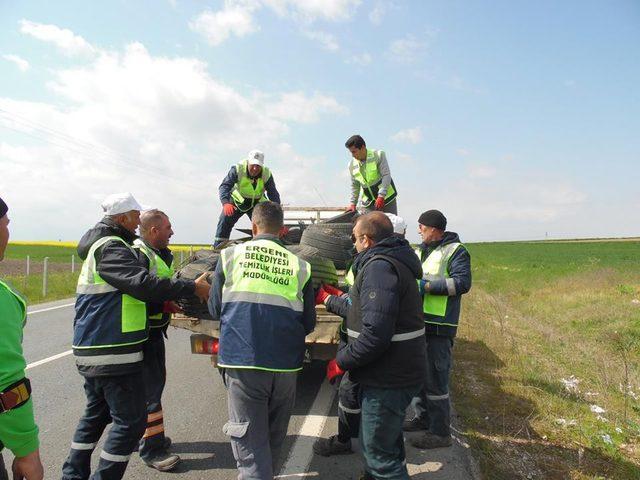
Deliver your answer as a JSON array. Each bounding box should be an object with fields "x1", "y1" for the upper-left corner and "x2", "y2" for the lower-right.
[
  {"x1": 416, "y1": 242, "x2": 462, "y2": 319},
  {"x1": 231, "y1": 160, "x2": 272, "y2": 212},
  {"x1": 349, "y1": 149, "x2": 397, "y2": 206},
  {"x1": 221, "y1": 240, "x2": 310, "y2": 313},
  {"x1": 133, "y1": 239, "x2": 174, "y2": 324},
  {"x1": 75, "y1": 236, "x2": 147, "y2": 336},
  {"x1": 346, "y1": 327, "x2": 425, "y2": 342}
]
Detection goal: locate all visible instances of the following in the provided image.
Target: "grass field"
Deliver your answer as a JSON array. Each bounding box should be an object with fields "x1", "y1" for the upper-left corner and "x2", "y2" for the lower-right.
[{"x1": 454, "y1": 240, "x2": 640, "y2": 479}]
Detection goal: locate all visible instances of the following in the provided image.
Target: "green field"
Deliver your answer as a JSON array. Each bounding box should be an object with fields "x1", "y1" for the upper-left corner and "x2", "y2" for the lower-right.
[
  {"x1": 5, "y1": 243, "x2": 78, "y2": 262},
  {"x1": 455, "y1": 240, "x2": 640, "y2": 479}
]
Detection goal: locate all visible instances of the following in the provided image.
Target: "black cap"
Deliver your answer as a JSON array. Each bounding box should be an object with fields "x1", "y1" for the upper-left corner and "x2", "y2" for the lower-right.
[
  {"x1": 0, "y1": 197, "x2": 7, "y2": 219},
  {"x1": 418, "y1": 209, "x2": 446, "y2": 230}
]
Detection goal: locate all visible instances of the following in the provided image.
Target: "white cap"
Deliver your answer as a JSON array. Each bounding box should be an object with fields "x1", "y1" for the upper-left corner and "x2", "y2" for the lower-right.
[
  {"x1": 101, "y1": 192, "x2": 148, "y2": 216},
  {"x1": 247, "y1": 149, "x2": 264, "y2": 166},
  {"x1": 385, "y1": 213, "x2": 407, "y2": 235}
]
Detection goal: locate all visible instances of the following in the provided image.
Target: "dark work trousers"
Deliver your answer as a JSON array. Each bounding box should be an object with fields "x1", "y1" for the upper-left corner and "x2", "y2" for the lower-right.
[
  {"x1": 411, "y1": 335, "x2": 454, "y2": 437},
  {"x1": 359, "y1": 198, "x2": 398, "y2": 215},
  {"x1": 360, "y1": 384, "x2": 420, "y2": 480},
  {"x1": 61, "y1": 372, "x2": 147, "y2": 480},
  {"x1": 337, "y1": 372, "x2": 361, "y2": 443},
  {"x1": 222, "y1": 368, "x2": 297, "y2": 480},
  {"x1": 214, "y1": 207, "x2": 254, "y2": 247},
  {"x1": 0, "y1": 451, "x2": 8, "y2": 480},
  {"x1": 139, "y1": 330, "x2": 167, "y2": 461}
]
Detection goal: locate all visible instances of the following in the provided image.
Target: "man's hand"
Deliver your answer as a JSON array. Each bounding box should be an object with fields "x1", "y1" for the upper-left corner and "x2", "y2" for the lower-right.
[
  {"x1": 279, "y1": 226, "x2": 290, "y2": 239},
  {"x1": 374, "y1": 196, "x2": 385, "y2": 210},
  {"x1": 315, "y1": 285, "x2": 331, "y2": 305},
  {"x1": 347, "y1": 204, "x2": 356, "y2": 212},
  {"x1": 12, "y1": 449, "x2": 44, "y2": 480},
  {"x1": 194, "y1": 272, "x2": 211, "y2": 302},
  {"x1": 163, "y1": 301, "x2": 183, "y2": 314},
  {"x1": 322, "y1": 284, "x2": 345, "y2": 297},
  {"x1": 326, "y1": 358, "x2": 345, "y2": 385},
  {"x1": 223, "y1": 203, "x2": 236, "y2": 216}
]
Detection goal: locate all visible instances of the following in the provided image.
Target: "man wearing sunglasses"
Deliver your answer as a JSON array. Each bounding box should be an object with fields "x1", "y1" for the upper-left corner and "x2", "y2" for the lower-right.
[{"x1": 333, "y1": 212, "x2": 425, "y2": 480}]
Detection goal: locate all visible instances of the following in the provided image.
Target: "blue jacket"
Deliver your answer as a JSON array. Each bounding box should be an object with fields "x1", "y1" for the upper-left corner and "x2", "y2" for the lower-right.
[
  {"x1": 417, "y1": 231, "x2": 472, "y2": 337},
  {"x1": 336, "y1": 236, "x2": 426, "y2": 388},
  {"x1": 208, "y1": 234, "x2": 316, "y2": 371},
  {"x1": 218, "y1": 165, "x2": 281, "y2": 205}
]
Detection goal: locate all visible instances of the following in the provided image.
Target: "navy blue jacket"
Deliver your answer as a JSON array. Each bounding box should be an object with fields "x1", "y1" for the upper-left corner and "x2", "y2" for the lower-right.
[
  {"x1": 208, "y1": 234, "x2": 316, "y2": 371},
  {"x1": 336, "y1": 237, "x2": 426, "y2": 387},
  {"x1": 218, "y1": 165, "x2": 281, "y2": 205},
  {"x1": 417, "y1": 231, "x2": 472, "y2": 337}
]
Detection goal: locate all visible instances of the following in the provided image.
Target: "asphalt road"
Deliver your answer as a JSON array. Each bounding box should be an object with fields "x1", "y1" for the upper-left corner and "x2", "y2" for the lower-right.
[{"x1": 9, "y1": 299, "x2": 479, "y2": 480}]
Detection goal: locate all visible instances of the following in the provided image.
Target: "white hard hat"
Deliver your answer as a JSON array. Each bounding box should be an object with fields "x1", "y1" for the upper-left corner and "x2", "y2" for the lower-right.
[
  {"x1": 247, "y1": 149, "x2": 264, "y2": 166},
  {"x1": 385, "y1": 213, "x2": 407, "y2": 235},
  {"x1": 101, "y1": 192, "x2": 149, "y2": 215}
]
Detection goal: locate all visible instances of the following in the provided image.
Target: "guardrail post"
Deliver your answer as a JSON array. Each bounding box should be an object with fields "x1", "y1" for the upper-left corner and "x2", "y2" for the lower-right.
[
  {"x1": 180, "y1": 251, "x2": 184, "y2": 264},
  {"x1": 189, "y1": 246, "x2": 194, "y2": 257},
  {"x1": 26, "y1": 255, "x2": 30, "y2": 277},
  {"x1": 71, "y1": 254, "x2": 75, "y2": 273},
  {"x1": 42, "y1": 257, "x2": 49, "y2": 297}
]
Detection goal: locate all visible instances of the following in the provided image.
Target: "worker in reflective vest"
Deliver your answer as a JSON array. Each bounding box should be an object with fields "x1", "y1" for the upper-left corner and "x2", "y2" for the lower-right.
[
  {"x1": 0, "y1": 196, "x2": 44, "y2": 480},
  {"x1": 208, "y1": 201, "x2": 316, "y2": 479},
  {"x1": 403, "y1": 209, "x2": 472, "y2": 450},
  {"x1": 62, "y1": 193, "x2": 210, "y2": 480},
  {"x1": 345, "y1": 135, "x2": 398, "y2": 215},
  {"x1": 214, "y1": 150, "x2": 281, "y2": 248},
  {"x1": 133, "y1": 210, "x2": 181, "y2": 472},
  {"x1": 335, "y1": 212, "x2": 425, "y2": 480}
]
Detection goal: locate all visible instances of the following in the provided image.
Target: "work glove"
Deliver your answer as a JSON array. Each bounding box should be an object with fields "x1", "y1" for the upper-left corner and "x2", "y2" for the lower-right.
[
  {"x1": 163, "y1": 301, "x2": 182, "y2": 314},
  {"x1": 279, "y1": 226, "x2": 290, "y2": 238},
  {"x1": 315, "y1": 285, "x2": 331, "y2": 305},
  {"x1": 322, "y1": 283, "x2": 345, "y2": 297},
  {"x1": 347, "y1": 204, "x2": 356, "y2": 212},
  {"x1": 374, "y1": 196, "x2": 385, "y2": 210},
  {"x1": 223, "y1": 203, "x2": 236, "y2": 216},
  {"x1": 326, "y1": 358, "x2": 345, "y2": 385}
]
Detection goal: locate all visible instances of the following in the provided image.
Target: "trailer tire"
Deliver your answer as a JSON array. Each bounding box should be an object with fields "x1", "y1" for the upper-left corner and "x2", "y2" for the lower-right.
[
  {"x1": 287, "y1": 245, "x2": 339, "y2": 288},
  {"x1": 300, "y1": 225, "x2": 353, "y2": 269}
]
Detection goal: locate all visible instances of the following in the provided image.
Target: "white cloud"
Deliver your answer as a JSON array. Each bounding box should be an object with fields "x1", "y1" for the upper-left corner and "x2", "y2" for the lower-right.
[
  {"x1": 0, "y1": 34, "x2": 348, "y2": 242},
  {"x1": 346, "y1": 52, "x2": 372, "y2": 66},
  {"x1": 304, "y1": 30, "x2": 339, "y2": 51},
  {"x1": 386, "y1": 34, "x2": 427, "y2": 64},
  {"x1": 19, "y1": 20, "x2": 96, "y2": 57},
  {"x1": 263, "y1": 0, "x2": 361, "y2": 22},
  {"x1": 369, "y1": 0, "x2": 393, "y2": 25},
  {"x1": 189, "y1": 1, "x2": 260, "y2": 46},
  {"x1": 268, "y1": 91, "x2": 348, "y2": 123},
  {"x1": 391, "y1": 127, "x2": 422, "y2": 144},
  {"x1": 466, "y1": 163, "x2": 496, "y2": 179},
  {"x1": 456, "y1": 148, "x2": 470, "y2": 156},
  {"x1": 3, "y1": 54, "x2": 30, "y2": 71}
]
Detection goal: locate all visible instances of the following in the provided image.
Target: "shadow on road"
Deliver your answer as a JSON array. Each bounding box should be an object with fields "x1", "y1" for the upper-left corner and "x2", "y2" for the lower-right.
[{"x1": 170, "y1": 441, "x2": 236, "y2": 472}]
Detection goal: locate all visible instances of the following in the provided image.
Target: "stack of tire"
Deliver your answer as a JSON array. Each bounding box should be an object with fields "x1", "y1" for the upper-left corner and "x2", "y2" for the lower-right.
[
  {"x1": 174, "y1": 250, "x2": 219, "y2": 320},
  {"x1": 299, "y1": 223, "x2": 354, "y2": 270},
  {"x1": 286, "y1": 245, "x2": 338, "y2": 289}
]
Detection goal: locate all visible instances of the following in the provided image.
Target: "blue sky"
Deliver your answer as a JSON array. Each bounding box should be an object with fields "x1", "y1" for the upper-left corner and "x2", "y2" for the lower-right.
[{"x1": 0, "y1": 0, "x2": 638, "y2": 243}]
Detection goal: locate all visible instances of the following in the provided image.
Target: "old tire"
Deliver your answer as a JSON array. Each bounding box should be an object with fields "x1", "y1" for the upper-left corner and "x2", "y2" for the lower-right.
[
  {"x1": 300, "y1": 225, "x2": 353, "y2": 270},
  {"x1": 287, "y1": 245, "x2": 339, "y2": 288},
  {"x1": 174, "y1": 250, "x2": 220, "y2": 319}
]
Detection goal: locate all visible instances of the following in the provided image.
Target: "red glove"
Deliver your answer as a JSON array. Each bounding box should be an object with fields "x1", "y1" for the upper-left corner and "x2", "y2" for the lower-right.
[
  {"x1": 347, "y1": 204, "x2": 356, "y2": 212},
  {"x1": 322, "y1": 284, "x2": 344, "y2": 297},
  {"x1": 223, "y1": 203, "x2": 236, "y2": 216},
  {"x1": 374, "y1": 197, "x2": 385, "y2": 210},
  {"x1": 279, "y1": 226, "x2": 290, "y2": 238},
  {"x1": 326, "y1": 358, "x2": 345, "y2": 384},
  {"x1": 162, "y1": 301, "x2": 182, "y2": 314},
  {"x1": 315, "y1": 286, "x2": 330, "y2": 305}
]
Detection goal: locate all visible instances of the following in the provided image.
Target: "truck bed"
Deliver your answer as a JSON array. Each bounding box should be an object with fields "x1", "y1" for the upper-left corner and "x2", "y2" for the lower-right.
[{"x1": 170, "y1": 305, "x2": 342, "y2": 361}]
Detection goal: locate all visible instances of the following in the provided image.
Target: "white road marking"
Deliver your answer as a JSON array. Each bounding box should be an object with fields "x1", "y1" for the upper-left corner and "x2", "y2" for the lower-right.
[
  {"x1": 276, "y1": 380, "x2": 336, "y2": 478},
  {"x1": 26, "y1": 350, "x2": 73, "y2": 370},
  {"x1": 28, "y1": 302, "x2": 75, "y2": 314}
]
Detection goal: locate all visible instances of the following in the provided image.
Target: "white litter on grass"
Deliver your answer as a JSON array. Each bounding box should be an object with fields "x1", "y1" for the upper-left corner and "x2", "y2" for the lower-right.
[
  {"x1": 631, "y1": 299, "x2": 640, "y2": 305},
  {"x1": 597, "y1": 415, "x2": 608, "y2": 423},
  {"x1": 561, "y1": 375, "x2": 580, "y2": 393},
  {"x1": 616, "y1": 427, "x2": 623, "y2": 434},
  {"x1": 555, "y1": 418, "x2": 577, "y2": 427},
  {"x1": 585, "y1": 391, "x2": 599, "y2": 397},
  {"x1": 590, "y1": 405, "x2": 606, "y2": 414},
  {"x1": 601, "y1": 434, "x2": 613, "y2": 445}
]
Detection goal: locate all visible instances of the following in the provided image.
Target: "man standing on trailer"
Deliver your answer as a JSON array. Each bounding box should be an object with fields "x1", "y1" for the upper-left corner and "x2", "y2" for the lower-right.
[
  {"x1": 345, "y1": 135, "x2": 398, "y2": 214},
  {"x1": 213, "y1": 150, "x2": 281, "y2": 248}
]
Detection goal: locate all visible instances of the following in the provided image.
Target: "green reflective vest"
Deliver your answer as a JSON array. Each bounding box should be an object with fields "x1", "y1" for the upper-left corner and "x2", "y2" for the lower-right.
[
  {"x1": 350, "y1": 149, "x2": 397, "y2": 206},
  {"x1": 134, "y1": 239, "x2": 175, "y2": 328},
  {"x1": 231, "y1": 160, "x2": 272, "y2": 212},
  {"x1": 76, "y1": 236, "x2": 148, "y2": 338},
  {"x1": 416, "y1": 242, "x2": 462, "y2": 322},
  {"x1": 345, "y1": 266, "x2": 355, "y2": 287}
]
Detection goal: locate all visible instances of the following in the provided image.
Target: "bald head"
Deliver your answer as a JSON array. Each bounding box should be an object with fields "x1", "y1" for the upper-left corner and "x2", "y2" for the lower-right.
[
  {"x1": 353, "y1": 211, "x2": 393, "y2": 252},
  {"x1": 140, "y1": 209, "x2": 173, "y2": 249}
]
